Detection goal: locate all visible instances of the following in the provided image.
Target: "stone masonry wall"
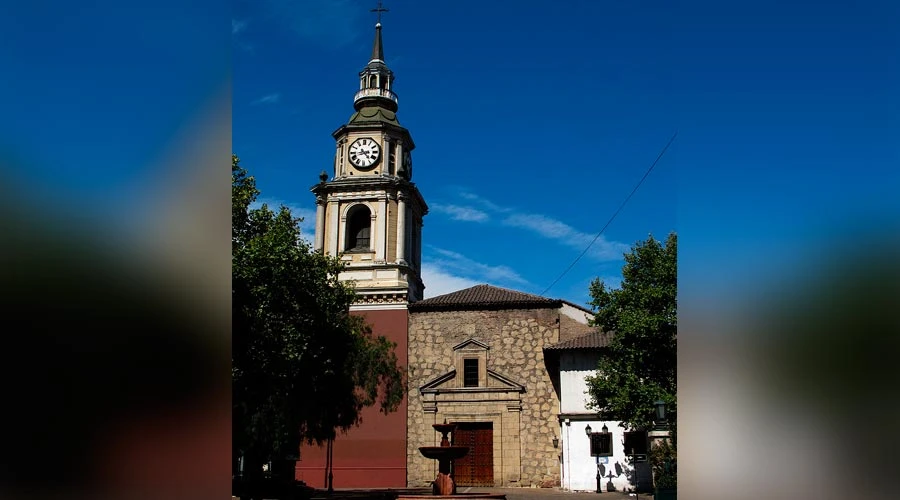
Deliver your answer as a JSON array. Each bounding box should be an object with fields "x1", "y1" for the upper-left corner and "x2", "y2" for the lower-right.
[{"x1": 407, "y1": 307, "x2": 562, "y2": 488}]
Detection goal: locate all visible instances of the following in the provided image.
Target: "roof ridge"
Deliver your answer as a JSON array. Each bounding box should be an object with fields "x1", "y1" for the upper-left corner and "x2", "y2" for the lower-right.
[
  {"x1": 478, "y1": 283, "x2": 550, "y2": 300},
  {"x1": 411, "y1": 283, "x2": 562, "y2": 312},
  {"x1": 544, "y1": 329, "x2": 612, "y2": 351}
]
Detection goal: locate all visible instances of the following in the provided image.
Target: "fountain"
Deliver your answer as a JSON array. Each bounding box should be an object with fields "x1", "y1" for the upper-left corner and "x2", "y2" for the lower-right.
[
  {"x1": 397, "y1": 420, "x2": 506, "y2": 500},
  {"x1": 419, "y1": 420, "x2": 469, "y2": 495}
]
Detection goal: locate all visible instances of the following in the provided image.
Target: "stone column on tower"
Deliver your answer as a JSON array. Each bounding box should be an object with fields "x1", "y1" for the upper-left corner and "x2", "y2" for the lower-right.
[
  {"x1": 314, "y1": 194, "x2": 326, "y2": 252},
  {"x1": 396, "y1": 191, "x2": 407, "y2": 265}
]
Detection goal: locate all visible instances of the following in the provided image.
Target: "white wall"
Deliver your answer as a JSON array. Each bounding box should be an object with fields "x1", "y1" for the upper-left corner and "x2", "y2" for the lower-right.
[
  {"x1": 560, "y1": 303, "x2": 592, "y2": 323},
  {"x1": 559, "y1": 351, "x2": 599, "y2": 413},
  {"x1": 558, "y1": 351, "x2": 651, "y2": 493},
  {"x1": 561, "y1": 419, "x2": 639, "y2": 492}
]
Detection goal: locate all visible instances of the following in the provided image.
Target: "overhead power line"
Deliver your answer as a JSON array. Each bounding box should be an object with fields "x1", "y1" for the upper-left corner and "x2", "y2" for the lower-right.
[{"x1": 540, "y1": 131, "x2": 678, "y2": 297}]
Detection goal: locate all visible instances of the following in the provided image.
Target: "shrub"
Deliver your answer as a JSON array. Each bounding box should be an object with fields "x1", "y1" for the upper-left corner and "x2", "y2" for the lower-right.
[{"x1": 649, "y1": 439, "x2": 676, "y2": 489}]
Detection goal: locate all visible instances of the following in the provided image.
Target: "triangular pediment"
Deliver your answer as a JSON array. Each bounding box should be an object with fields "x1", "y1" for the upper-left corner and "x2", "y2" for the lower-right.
[
  {"x1": 420, "y1": 369, "x2": 456, "y2": 391},
  {"x1": 487, "y1": 369, "x2": 526, "y2": 392},
  {"x1": 452, "y1": 338, "x2": 490, "y2": 351},
  {"x1": 419, "y1": 368, "x2": 526, "y2": 394}
]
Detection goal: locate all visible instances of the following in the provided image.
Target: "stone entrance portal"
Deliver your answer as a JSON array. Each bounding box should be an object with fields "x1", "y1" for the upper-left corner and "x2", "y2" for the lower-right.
[{"x1": 452, "y1": 422, "x2": 494, "y2": 487}]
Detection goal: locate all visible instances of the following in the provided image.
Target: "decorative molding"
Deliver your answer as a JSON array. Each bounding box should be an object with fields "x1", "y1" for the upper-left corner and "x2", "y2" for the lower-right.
[
  {"x1": 350, "y1": 303, "x2": 408, "y2": 311},
  {"x1": 341, "y1": 201, "x2": 375, "y2": 218},
  {"x1": 419, "y1": 368, "x2": 526, "y2": 394},
  {"x1": 419, "y1": 369, "x2": 457, "y2": 393},
  {"x1": 486, "y1": 369, "x2": 527, "y2": 392},
  {"x1": 352, "y1": 292, "x2": 409, "y2": 306},
  {"x1": 556, "y1": 413, "x2": 603, "y2": 422},
  {"x1": 452, "y1": 338, "x2": 491, "y2": 351}
]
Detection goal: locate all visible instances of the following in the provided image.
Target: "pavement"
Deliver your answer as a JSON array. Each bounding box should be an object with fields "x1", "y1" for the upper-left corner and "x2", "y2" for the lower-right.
[
  {"x1": 235, "y1": 485, "x2": 652, "y2": 500},
  {"x1": 457, "y1": 487, "x2": 645, "y2": 500}
]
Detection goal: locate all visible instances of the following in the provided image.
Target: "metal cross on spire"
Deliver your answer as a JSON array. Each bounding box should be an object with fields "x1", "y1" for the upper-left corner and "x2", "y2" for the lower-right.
[{"x1": 371, "y1": 0, "x2": 389, "y2": 24}]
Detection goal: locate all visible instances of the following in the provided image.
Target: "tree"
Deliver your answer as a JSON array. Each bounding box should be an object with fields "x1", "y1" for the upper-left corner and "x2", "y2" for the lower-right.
[
  {"x1": 232, "y1": 154, "x2": 405, "y2": 481},
  {"x1": 585, "y1": 232, "x2": 677, "y2": 433}
]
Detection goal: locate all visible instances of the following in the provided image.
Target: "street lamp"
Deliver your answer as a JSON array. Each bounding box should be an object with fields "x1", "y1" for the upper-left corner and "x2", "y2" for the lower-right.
[
  {"x1": 654, "y1": 400, "x2": 668, "y2": 430},
  {"x1": 586, "y1": 424, "x2": 603, "y2": 494}
]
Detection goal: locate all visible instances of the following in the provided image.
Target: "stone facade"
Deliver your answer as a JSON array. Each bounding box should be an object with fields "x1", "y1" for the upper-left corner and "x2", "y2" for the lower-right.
[{"x1": 407, "y1": 307, "x2": 563, "y2": 488}]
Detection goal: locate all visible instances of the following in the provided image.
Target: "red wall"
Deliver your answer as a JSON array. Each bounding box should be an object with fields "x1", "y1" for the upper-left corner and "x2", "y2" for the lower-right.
[{"x1": 296, "y1": 307, "x2": 408, "y2": 488}]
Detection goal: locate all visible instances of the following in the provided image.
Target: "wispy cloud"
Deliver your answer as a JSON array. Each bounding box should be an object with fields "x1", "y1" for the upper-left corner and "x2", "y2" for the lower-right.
[
  {"x1": 431, "y1": 203, "x2": 489, "y2": 222},
  {"x1": 457, "y1": 190, "x2": 512, "y2": 213},
  {"x1": 232, "y1": 19, "x2": 247, "y2": 35},
  {"x1": 231, "y1": 18, "x2": 254, "y2": 53},
  {"x1": 421, "y1": 264, "x2": 479, "y2": 299},
  {"x1": 427, "y1": 246, "x2": 530, "y2": 286},
  {"x1": 503, "y1": 212, "x2": 630, "y2": 261},
  {"x1": 251, "y1": 93, "x2": 281, "y2": 105},
  {"x1": 440, "y1": 189, "x2": 629, "y2": 262},
  {"x1": 250, "y1": 197, "x2": 316, "y2": 244}
]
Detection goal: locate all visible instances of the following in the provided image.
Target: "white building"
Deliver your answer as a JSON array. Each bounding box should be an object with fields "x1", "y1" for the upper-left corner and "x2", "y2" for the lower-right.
[{"x1": 544, "y1": 321, "x2": 653, "y2": 493}]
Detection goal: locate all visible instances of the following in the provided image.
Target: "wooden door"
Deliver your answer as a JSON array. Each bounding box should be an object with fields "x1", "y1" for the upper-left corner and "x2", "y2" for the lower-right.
[{"x1": 452, "y1": 422, "x2": 493, "y2": 487}]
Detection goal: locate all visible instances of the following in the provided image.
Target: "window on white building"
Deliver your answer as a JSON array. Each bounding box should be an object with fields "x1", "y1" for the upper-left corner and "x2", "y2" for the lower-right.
[{"x1": 590, "y1": 432, "x2": 613, "y2": 457}]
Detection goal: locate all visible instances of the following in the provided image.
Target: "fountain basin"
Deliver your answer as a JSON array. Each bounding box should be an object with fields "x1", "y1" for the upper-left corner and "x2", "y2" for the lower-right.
[
  {"x1": 432, "y1": 423, "x2": 457, "y2": 434},
  {"x1": 418, "y1": 446, "x2": 469, "y2": 460}
]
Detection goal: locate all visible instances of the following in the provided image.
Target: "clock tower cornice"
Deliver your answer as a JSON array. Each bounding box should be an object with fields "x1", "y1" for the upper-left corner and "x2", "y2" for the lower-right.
[
  {"x1": 310, "y1": 176, "x2": 428, "y2": 215},
  {"x1": 332, "y1": 123, "x2": 415, "y2": 151}
]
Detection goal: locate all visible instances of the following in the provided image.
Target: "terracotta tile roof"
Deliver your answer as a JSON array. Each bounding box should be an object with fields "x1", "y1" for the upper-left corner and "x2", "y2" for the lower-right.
[
  {"x1": 409, "y1": 284, "x2": 561, "y2": 312},
  {"x1": 544, "y1": 330, "x2": 612, "y2": 350}
]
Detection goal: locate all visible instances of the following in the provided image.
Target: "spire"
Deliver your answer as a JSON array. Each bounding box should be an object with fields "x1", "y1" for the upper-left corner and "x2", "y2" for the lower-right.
[
  {"x1": 353, "y1": 2, "x2": 397, "y2": 112},
  {"x1": 370, "y1": 22, "x2": 384, "y2": 62}
]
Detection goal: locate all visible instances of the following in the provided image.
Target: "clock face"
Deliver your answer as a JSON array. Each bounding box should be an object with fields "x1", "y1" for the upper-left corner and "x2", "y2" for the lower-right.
[{"x1": 348, "y1": 138, "x2": 381, "y2": 169}]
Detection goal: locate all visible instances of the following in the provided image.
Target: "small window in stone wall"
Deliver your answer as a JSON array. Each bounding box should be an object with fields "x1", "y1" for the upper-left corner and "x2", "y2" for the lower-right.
[{"x1": 463, "y1": 358, "x2": 479, "y2": 387}]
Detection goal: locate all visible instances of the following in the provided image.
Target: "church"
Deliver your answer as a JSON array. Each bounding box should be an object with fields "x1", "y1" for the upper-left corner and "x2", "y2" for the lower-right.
[{"x1": 296, "y1": 16, "x2": 651, "y2": 493}]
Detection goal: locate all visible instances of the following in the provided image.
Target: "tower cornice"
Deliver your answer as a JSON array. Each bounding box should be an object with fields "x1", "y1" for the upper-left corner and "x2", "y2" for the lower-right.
[
  {"x1": 332, "y1": 122, "x2": 415, "y2": 151},
  {"x1": 310, "y1": 176, "x2": 428, "y2": 216}
]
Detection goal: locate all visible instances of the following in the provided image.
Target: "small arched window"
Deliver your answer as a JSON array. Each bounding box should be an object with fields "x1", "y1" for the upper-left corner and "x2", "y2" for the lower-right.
[{"x1": 346, "y1": 205, "x2": 372, "y2": 251}]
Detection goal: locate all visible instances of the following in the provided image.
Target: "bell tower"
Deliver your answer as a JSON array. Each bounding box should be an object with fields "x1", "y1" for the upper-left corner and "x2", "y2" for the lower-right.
[
  {"x1": 310, "y1": 18, "x2": 428, "y2": 306},
  {"x1": 300, "y1": 8, "x2": 422, "y2": 488}
]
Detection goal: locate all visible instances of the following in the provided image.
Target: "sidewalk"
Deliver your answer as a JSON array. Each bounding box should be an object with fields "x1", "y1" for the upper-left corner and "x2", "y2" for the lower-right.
[
  {"x1": 461, "y1": 487, "x2": 647, "y2": 500},
  {"x1": 234, "y1": 486, "x2": 651, "y2": 500}
]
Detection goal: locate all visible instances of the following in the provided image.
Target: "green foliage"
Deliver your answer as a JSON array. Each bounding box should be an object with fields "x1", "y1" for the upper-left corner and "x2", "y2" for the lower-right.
[
  {"x1": 585, "y1": 232, "x2": 677, "y2": 432},
  {"x1": 232, "y1": 154, "x2": 405, "y2": 472},
  {"x1": 649, "y1": 439, "x2": 677, "y2": 489}
]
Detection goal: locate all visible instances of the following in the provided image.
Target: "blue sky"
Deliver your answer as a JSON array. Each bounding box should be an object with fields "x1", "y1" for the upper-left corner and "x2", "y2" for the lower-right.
[
  {"x1": 233, "y1": 0, "x2": 682, "y2": 305},
  {"x1": 232, "y1": 0, "x2": 899, "y2": 306},
  {"x1": 0, "y1": 0, "x2": 895, "y2": 308}
]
